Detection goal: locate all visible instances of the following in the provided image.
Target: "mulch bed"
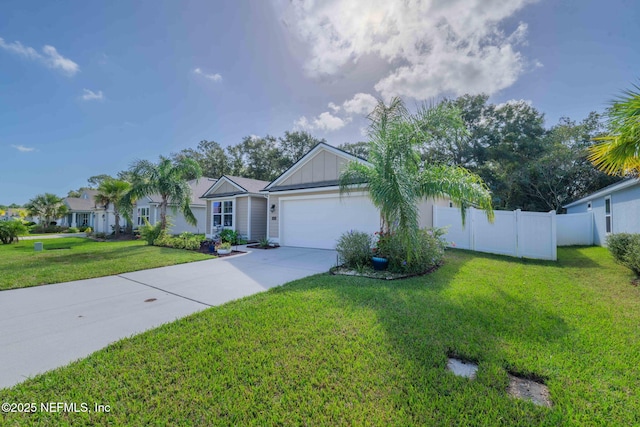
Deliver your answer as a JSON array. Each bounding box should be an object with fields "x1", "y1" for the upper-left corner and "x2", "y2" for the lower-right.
[
  {"x1": 330, "y1": 263, "x2": 441, "y2": 280},
  {"x1": 246, "y1": 244, "x2": 280, "y2": 250}
]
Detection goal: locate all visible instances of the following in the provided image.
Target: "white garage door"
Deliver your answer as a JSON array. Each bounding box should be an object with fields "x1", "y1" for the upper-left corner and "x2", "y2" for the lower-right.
[{"x1": 281, "y1": 194, "x2": 380, "y2": 249}]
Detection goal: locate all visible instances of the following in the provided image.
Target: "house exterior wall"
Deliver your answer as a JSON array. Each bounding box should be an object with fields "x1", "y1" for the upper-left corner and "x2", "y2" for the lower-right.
[
  {"x1": 279, "y1": 151, "x2": 348, "y2": 186},
  {"x1": 166, "y1": 205, "x2": 206, "y2": 234},
  {"x1": 236, "y1": 197, "x2": 248, "y2": 237},
  {"x1": 206, "y1": 201, "x2": 212, "y2": 235},
  {"x1": 268, "y1": 195, "x2": 280, "y2": 238},
  {"x1": 250, "y1": 196, "x2": 268, "y2": 241},
  {"x1": 566, "y1": 184, "x2": 640, "y2": 245}
]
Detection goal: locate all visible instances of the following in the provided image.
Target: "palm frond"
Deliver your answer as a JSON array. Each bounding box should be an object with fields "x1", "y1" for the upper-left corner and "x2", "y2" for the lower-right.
[{"x1": 419, "y1": 165, "x2": 494, "y2": 224}]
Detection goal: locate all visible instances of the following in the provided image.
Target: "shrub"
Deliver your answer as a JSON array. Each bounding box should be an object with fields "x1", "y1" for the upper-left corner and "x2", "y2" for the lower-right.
[
  {"x1": 220, "y1": 229, "x2": 240, "y2": 244},
  {"x1": 0, "y1": 220, "x2": 28, "y2": 244},
  {"x1": 139, "y1": 221, "x2": 164, "y2": 245},
  {"x1": 607, "y1": 233, "x2": 640, "y2": 276},
  {"x1": 336, "y1": 230, "x2": 373, "y2": 269},
  {"x1": 67, "y1": 227, "x2": 79, "y2": 233},
  {"x1": 217, "y1": 242, "x2": 232, "y2": 250},
  {"x1": 382, "y1": 228, "x2": 447, "y2": 274},
  {"x1": 259, "y1": 237, "x2": 272, "y2": 248},
  {"x1": 85, "y1": 227, "x2": 93, "y2": 235},
  {"x1": 153, "y1": 232, "x2": 204, "y2": 251}
]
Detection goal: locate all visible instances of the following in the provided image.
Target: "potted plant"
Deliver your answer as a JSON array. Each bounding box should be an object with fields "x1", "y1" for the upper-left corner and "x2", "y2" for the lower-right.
[
  {"x1": 216, "y1": 241, "x2": 232, "y2": 255},
  {"x1": 372, "y1": 231, "x2": 390, "y2": 271}
]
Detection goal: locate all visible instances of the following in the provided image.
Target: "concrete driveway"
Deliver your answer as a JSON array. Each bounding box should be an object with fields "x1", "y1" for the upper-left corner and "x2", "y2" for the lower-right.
[{"x1": 0, "y1": 246, "x2": 337, "y2": 389}]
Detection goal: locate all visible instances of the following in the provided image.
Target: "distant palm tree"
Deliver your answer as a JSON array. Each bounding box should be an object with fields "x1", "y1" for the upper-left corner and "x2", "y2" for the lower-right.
[
  {"x1": 339, "y1": 97, "x2": 493, "y2": 255},
  {"x1": 25, "y1": 193, "x2": 68, "y2": 227},
  {"x1": 589, "y1": 83, "x2": 640, "y2": 175},
  {"x1": 126, "y1": 157, "x2": 202, "y2": 231},
  {"x1": 95, "y1": 179, "x2": 131, "y2": 238}
]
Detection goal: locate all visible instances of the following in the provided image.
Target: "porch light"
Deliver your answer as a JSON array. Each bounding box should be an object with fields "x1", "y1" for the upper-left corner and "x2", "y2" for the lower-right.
[{"x1": 270, "y1": 204, "x2": 276, "y2": 213}]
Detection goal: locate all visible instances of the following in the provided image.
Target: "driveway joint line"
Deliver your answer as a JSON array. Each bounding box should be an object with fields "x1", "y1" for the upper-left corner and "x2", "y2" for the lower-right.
[{"x1": 117, "y1": 275, "x2": 213, "y2": 308}]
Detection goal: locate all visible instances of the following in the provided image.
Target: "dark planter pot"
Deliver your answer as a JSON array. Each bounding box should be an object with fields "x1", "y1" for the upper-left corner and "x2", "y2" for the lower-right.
[{"x1": 372, "y1": 256, "x2": 389, "y2": 271}]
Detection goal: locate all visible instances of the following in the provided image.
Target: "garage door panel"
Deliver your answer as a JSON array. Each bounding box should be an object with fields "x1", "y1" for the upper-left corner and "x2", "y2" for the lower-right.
[{"x1": 281, "y1": 195, "x2": 379, "y2": 249}]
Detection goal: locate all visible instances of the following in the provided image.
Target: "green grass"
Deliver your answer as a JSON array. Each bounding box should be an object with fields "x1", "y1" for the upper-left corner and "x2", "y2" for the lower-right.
[
  {"x1": 0, "y1": 237, "x2": 211, "y2": 290},
  {"x1": 1, "y1": 247, "x2": 639, "y2": 425}
]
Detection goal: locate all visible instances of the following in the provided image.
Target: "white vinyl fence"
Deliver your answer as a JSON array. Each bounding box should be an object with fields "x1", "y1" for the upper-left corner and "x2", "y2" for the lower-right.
[
  {"x1": 556, "y1": 212, "x2": 594, "y2": 246},
  {"x1": 433, "y1": 206, "x2": 557, "y2": 260}
]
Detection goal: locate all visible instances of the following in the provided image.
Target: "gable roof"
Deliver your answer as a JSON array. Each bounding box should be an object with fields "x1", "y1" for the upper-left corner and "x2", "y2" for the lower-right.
[
  {"x1": 563, "y1": 178, "x2": 638, "y2": 208},
  {"x1": 264, "y1": 142, "x2": 370, "y2": 191},
  {"x1": 65, "y1": 190, "x2": 102, "y2": 211},
  {"x1": 145, "y1": 177, "x2": 216, "y2": 205},
  {"x1": 201, "y1": 175, "x2": 270, "y2": 198}
]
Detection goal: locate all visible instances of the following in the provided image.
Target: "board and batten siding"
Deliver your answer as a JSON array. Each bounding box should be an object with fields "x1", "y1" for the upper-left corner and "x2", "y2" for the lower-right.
[
  {"x1": 212, "y1": 181, "x2": 238, "y2": 195},
  {"x1": 279, "y1": 150, "x2": 348, "y2": 186},
  {"x1": 250, "y1": 196, "x2": 268, "y2": 240}
]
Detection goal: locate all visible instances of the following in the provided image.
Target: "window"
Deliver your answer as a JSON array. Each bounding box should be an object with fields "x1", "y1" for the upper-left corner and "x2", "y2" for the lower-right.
[
  {"x1": 213, "y1": 200, "x2": 233, "y2": 229},
  {"x1": 604, "y1": 196, "x2": 612, "y2": 233},
  {"x1": 137, "y1": 207, "x2": 150, "y2": 226}
]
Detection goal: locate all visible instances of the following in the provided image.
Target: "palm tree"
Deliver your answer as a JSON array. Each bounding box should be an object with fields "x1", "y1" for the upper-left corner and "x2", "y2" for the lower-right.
[
  {"x1": 95, "y1": 179, "x2": 131, "y2": 238},
  {"x1": 126, "y1": 156, "x2": 202, "y2": 231},
  {"x1": 589, "y1": 83, "x2": 640, "y2": 175},
  {"x1": 339, "y1": 97, "x2": 493, "y2": 256},
  {"x1": 25, "y1": 193, "x2": 68, "y2": 227}
]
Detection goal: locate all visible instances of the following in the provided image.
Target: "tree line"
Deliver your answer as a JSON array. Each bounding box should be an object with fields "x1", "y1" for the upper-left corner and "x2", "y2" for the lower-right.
[{"x1": 15, "y1": 92, "x2": 632, "y2": 217}]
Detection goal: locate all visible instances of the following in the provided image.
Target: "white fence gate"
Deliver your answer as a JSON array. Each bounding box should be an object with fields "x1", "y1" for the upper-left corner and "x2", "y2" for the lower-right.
[
  {"x1": 433, "y1": 206, "x2": 557, "y2": 260},
  {"x1": 556, "y1": 212, "x2": 594, "y2": 246}
]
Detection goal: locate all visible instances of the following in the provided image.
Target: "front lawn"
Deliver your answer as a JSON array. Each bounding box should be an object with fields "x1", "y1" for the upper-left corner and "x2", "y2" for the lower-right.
[
  {"x1": 1, "y1": 247, "x2": 639, "y2": 425},
  {"x1": 0, "y1": 237, "x2": 211, "y2": 291}
]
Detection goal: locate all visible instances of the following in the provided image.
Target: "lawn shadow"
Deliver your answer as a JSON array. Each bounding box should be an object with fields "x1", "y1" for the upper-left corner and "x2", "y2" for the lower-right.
[{"x1": 317, "y1": 249, "x2": 572, "y2": 386}]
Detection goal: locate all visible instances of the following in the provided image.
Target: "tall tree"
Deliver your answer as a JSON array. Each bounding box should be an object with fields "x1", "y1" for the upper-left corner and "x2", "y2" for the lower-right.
[
  {"x1": 25, "y1": 193, "x2": 68, "y2": 227},
  {"x1": 227, "y1": 135, "x2": 282, "y2": 181},
  {"x1": 338, "y1": 141, "x2": 371, "y2": 160},
  {"x1": 523, "y1": 114, "x2": 620, "y2": 212},
  {"x1": 87, "y1": 174, "x2": 114, "y2": 188},
  {"x1": 339, "y1": 97, "x2": 493, "y2": 259},
  {"x1": 126, "y1": 157, "x2": 202, "y2": 231},
  {"x1": 95, "y1": 179, "x2": 131, "y2": 237},
  {"x1": 589, "y1": 83, "x2": 640, "y2": 175},
  {"x1": 278, "y1": 131, "x2": 326, "y2": 168},
  {"x1": 172, "y1": 140, "x2": 229, "y2": 179}
]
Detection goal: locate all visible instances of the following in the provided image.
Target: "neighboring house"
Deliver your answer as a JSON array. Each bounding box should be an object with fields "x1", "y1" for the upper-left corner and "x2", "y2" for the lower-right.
[
  {"x1": 201, "y1": 176, "x2": 269, "y2": 242},
  {"x1": 263, "y1": 142, "x2": 448, "y2": 249},
  {"x1": 1, "y1": 208, "x2": 28, "y2": 222},
  {"x1": 61, "y1": 189, "x2": 123, "y2": 233},
  {"x1": 134, "y1": 178, "x2": 216, "y2": 234},
  {"x1": 564, "y1": 178, "x2": 640, "y2": 245}
]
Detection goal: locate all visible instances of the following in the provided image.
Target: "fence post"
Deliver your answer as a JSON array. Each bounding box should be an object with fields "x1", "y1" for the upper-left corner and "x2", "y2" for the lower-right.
[
  {"x1": 550, "y1": 210, "x2": 557, "y2": 261},
  {"x1": 515, "y1": 209, "x2": 521, "y2": 258}
]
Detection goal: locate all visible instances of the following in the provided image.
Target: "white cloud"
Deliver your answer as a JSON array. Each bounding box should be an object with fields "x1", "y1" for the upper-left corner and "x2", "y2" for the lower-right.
[
  {"x1": 193, "y1": 67, "x2": 222, "y2": 82},
  {"x1": 81, "y1": 89, "x2": 104, "y2": 101},
  {"x1": 277, "y1": 0, "x2": 538, "y2": 100},
  {"x1": 11, "y1": 144, "x2": 35, "y2": 152},
  {"x1": 41, "y1": 45, "x2": 79, "y2": 75},
  {"x1": 342, "y1": 93, "x2": 378, "y2": 115},
  {"x1": 328, "y1": 102, "x2": 341, "y2": 113},
  {"x1": 0, "y1": 37, "x2": 79, "y2": 76},
  {"x1": 295, "y1": 111, "x2": 350, "y2": 132}
]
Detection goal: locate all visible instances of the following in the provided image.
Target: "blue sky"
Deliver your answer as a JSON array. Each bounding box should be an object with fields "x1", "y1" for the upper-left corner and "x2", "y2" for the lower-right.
[{"x1": 1, "y1": 0, "x2": 638, "y2": 205}]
